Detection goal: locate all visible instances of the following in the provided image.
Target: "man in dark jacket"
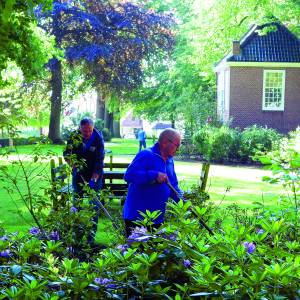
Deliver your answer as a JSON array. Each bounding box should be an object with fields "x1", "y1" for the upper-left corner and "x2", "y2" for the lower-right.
[
  {"x1": 123, "y1": 128, "x2": 182, "y2": 237},
  {"x1": 64, "y1": 118, "x2": 105, "y2": 245}
]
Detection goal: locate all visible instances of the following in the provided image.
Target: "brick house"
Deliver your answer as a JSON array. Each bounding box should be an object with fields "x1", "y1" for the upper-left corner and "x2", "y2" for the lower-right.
[{"x1": 214, "y1": 23, "x2": 300, "y2": 133}]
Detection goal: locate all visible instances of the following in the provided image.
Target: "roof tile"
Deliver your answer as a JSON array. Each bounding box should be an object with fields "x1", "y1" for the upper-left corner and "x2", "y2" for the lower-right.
[{"x1": 227, "y1": 23, "x2": 300, "y2": 62}]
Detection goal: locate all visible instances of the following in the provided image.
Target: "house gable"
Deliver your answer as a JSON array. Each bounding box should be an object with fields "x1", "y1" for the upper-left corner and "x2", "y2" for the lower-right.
[
  {"x1": 214, "y1": 23, "x2": 300, "y2": 133},
  {"x1": 227, "y1": 23, "x2": 300, "y2": 63}
]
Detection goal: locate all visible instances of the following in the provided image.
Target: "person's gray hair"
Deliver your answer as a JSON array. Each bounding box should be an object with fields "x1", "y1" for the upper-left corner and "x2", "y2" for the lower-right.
[
  {"x1": 158, "y1": 128, "x2": 180, "y2": 143},
  {"x1": 80, "y1": 118, "x2": 94, "y2": 127}
]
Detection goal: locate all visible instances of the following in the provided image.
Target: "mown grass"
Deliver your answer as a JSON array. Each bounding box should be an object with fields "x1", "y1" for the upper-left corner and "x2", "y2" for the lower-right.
[
  {"x1": 12, "y1": 138, "x2": 148, "y2": 156},
  {"x1": 0, "y1": 139, "x2": 283, "y2": 244}
]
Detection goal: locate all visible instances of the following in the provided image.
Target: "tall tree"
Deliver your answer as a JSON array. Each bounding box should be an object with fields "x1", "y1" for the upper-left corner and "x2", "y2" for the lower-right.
[
  {"x1": 0, "y1": 0, "x2": 57, "y2": 136},
  {"x1": 0, "y1": 0, "x2": 55, "y2": 87},
  {"x1": 38, "y1": 0, "x2": 174, "y2": 142},
  {"x1": 127, "y1": 0, "x2": 300, "y2": 132},
  {"x1": 125, "y1": 0, "x2": 214, "y2": 131}
]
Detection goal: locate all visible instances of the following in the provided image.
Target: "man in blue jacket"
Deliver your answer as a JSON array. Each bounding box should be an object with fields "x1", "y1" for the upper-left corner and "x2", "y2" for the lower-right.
[
  {"x1": 123, "y1": 128, "x2": 182, "y2": 237},
  {"x1": 137, "y1": 128, "x2": 147, "y2": 152},
  {"x1": 64, "y1": 118, "x2": 105, "y2": 196},
  {"x1": 63, "y1": 118, "x2": 105, "y2": 245}
]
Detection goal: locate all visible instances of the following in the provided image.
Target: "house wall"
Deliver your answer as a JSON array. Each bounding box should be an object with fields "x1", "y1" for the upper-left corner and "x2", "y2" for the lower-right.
[
  {"x1": 216, "y1": 68, "x2": 230, "y2": 122},
  {"x1": 229, "y1": 67, "x2": 300, "y2": 133},
  {"x1": 216, "y1": 71, "x2": 224, "y2": 121}
]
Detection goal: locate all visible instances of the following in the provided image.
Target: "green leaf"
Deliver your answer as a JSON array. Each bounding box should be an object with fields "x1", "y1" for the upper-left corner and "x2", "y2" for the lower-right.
[
  {"x1": 149, "y1": 252, "x2": 158, "y2": 263},
  {"x1": 174, "y1": 284, "x2": 187, "y2": 293},
  {"x1": 10, "y1": 264, "x2": 22, "y2": 276},
  {"x1": 290, "y1": 157, "x2": 300, "y2": 168},
  {"x1": 23, "y1": 273, "x2": 35, "y2": 282},
  {"x1": 190, "y1": 291, "x2": 217, "y2": 296},
  {"x1": 175, "y1": 294, "x2": 182, "y2": 300},
  {"x1": 2, "y1": 0, "x2": 17, "y2": 22},
  {"x1": 259, "y1": 156, "x2": 272, "y2": 165}
]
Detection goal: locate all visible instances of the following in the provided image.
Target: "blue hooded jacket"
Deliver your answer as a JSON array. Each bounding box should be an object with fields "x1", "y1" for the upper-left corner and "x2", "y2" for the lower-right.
[{"x1": 123, "y1": 142, "x2": 181, "y2": 224}]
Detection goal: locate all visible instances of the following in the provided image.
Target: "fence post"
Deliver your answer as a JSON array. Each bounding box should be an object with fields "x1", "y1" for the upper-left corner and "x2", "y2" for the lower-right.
[
  {"x1": 109, "y1": 155, "x2": 113, "y2": 183},
  {"x1": 50, "y1": 158, "x2": 58, "y2": 210},
  {"x1": 200, "y1": 162, "x2": 210, "y2": 191},
  {"x1": 109, "y1": 155, "x2": 113, "y2": 171},
  {"x1": 50, "y1": 158, "x2": 56, "y2": 183}
]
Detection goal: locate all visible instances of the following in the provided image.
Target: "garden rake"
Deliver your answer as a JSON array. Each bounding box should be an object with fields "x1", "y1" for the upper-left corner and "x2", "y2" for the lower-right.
[
  {"x1": 79, "y1": 174, "x2": 124, "y2": 234},
  {"x1": 166, "y1": 180, "x2": 214, "y2": 236}
]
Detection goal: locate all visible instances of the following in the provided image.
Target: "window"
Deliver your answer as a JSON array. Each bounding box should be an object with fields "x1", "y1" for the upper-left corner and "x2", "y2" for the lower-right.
[{"x1": 262, "y1": 70, "x2": 285, "y2": 111}]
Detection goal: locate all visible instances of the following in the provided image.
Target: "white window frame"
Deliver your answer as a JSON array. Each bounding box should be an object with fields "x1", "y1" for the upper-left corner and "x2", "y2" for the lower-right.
[{"x1": 262, "y1": 70, "x2": 285, "y2": 111}]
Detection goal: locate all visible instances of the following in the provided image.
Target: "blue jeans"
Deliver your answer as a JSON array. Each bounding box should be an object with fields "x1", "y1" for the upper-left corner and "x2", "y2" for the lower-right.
[
  {"x1": 139, "y1": 140, "x2": 146, "y2": 152},
  {"x1": 87, "y1": 197, "x2": 101, "y2": 245},
  {"x1": 72, "y1": 172, "x2": 102, "y2": 245}
]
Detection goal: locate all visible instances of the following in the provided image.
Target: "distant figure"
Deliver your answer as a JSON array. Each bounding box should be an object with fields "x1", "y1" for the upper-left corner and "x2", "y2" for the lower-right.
[
  {"x1": 137, "y1": 128, "x2": 147, "y2": 152},
  {"x1": 206, "y1": 116, "x2": 212, "y2": 124}
]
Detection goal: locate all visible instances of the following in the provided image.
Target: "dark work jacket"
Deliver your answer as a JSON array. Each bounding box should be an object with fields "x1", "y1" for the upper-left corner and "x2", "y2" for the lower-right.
[
  {"x1": 123, "y1": 142, "x2": 181, "y2": 224},
  {"x1": 63, "y1": 129, "x2": 105, "y2": 182}
]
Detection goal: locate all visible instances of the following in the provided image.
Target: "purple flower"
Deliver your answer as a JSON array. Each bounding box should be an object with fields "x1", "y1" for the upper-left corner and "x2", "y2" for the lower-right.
[
  {"x1": 162, "y1": 231, "x2": 178, "y2": 241},
  {"x1": 256, "y1": 229, "x2": 265, "y2": 234},
  {"x1": 106, "y1": 283, "x2": 117, "y2": 289},
  {"x1": 94, "y1": 277, "x2": 102, "y2": 285},
  {"x1": 244, "y1": 241, "x2": 256, "y2": 254},
  {"x1": 183, "y1": 259, "x2": 192, "y2": 268},
  {"x1": 66, "y1": 246, "x2": 74, "y2": 253},
  {"x1": 70, "y1": 206, "x2": 78, "y2": 213},
  {"x1": 29, "y1": 227, "x2": 40, "y2": 235},
  {"x1": 127, "y1": 226, "x2": 151, "y2": 244},
  {"x1": 117, "y1": 244, "x2": 129, "y2": 255},
  {"x1": 132, "y1": 226, "x2": 148, "y2": 235},
  {"x1": 0, "y1": 235, "x2": 8, "y2": 241},
  {"x1": 102, "y1": 278, "x2": 113, "y2": 285},
  {"x1": 50, "y1": 231, "x2": 60, "y2": 241},
  {"x1": 168, "y1": 233, "x2": 177, "y2": 241},
  {"x1": 94, "y1": 277, "x2": 114, "y2": 286},
  {"x1": 0, "y1": 249, "x2": 10, "y2": 257}
]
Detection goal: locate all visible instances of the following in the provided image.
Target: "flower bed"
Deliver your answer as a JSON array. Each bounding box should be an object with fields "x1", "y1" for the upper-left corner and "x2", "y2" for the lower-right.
[{"x1": 0, "y1": 195, "x2": 299, "y2": 299}]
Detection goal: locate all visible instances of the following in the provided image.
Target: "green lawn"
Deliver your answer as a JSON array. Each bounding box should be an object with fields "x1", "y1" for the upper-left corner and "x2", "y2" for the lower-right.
[
  {"x1": 11, "y1": 138, "x2": 147, "y2": 156},
  {"x1": 0, "y1": 139, "x2": 283, "y2": 244}
]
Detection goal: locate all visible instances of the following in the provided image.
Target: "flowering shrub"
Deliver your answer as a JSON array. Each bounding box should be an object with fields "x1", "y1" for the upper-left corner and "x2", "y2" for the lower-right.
[
  {"x1": 0, "y1": 194, "x2": 299, "y2": 299},
  {"x1": 0, "y1": 144, "x2": 299, "y2": 298}
]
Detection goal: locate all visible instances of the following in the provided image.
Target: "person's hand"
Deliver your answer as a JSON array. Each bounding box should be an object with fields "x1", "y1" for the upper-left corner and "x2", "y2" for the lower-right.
[{"x1": 156, "y1": 172, "x2": 168, "y2": 183}]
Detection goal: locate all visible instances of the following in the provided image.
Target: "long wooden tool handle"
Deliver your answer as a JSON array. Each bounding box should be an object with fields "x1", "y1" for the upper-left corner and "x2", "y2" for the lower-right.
[{"x1": 166, "y1": 181, "x2": 214, "y2": 236}]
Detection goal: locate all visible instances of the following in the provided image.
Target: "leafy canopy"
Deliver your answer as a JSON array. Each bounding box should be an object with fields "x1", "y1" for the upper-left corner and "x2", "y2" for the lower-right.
[
  {"x1": 0, "y1": 0, "x2": 55, "y2": 86},
  {"x1": 37, "y1": 0, "x2": 175, "y2": 92}
]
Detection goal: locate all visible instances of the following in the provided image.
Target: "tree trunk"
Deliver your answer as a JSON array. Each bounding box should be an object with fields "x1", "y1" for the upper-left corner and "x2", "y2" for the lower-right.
[
  {"x1": 113, "y1": 119, "x2": 120, "y2": 138},
  {"x1": 48, "y1": 58, "x2": 63, "y2": 144},
  {"x1": 104, "y1": 107, "x2": 109, "y2": 129},
  {"x1": 8, "y1": 138, "x2": 14, "y2": 151},
  {"x1": 109, "y1": 114, "x2": 114, "y2": 135},
  {"x1": 104, "y1": 108, "x2": 114, "y2": 135},
  {"x1": 96, "y1": 88, "x2": 105, "y2": 121}
]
